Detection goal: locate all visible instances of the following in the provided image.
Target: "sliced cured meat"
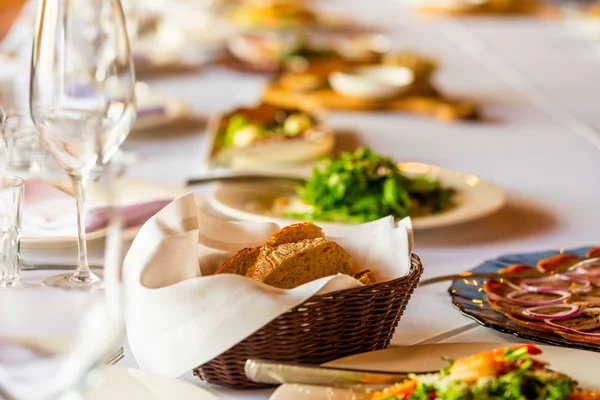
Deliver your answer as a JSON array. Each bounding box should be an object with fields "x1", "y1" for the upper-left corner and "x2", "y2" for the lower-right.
[
  {"x1": 586, "y1": 247, "x2": 600, "y2": 259},
  {"x1": 570, "y1": 294, "x2": 600, "y2": 308},
  {"x1": 483, "y1": 280, "x2": 513, "y2": 301},
  {"x1": 547, "y1": 314, "x2": 600, "y2": 332},
  {"x1": 556, "y1": 329, "x2": 600, "y2": 346},
  {"x1": 498, "y1": 264, "x2": 537, "y2": 287},
  {"x1": 501, "y1": 310, "x2": 556, "y2": 333},
  {"x1": 537, "y1": 254, "x2": 581, "y2": 273}
]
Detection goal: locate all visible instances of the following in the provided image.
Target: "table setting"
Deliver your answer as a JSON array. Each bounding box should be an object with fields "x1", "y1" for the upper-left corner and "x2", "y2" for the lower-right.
[{"x1": 1, "y1": 0, "x2": 600, "y2": 399}]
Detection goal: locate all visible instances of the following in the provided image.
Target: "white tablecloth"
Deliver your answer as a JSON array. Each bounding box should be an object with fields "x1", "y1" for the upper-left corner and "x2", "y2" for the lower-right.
[{"x1": 19, "y1": 1, "x2": 600, "y2": 399}]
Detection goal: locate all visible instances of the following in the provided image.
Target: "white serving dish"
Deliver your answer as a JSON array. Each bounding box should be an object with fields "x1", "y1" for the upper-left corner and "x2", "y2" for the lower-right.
[
  {"x1": 329, "y1": 65, "x2": 415, "y2": 100},
  {"x1": 209, "y1": 162, "x2": 507, "y2": 230}
]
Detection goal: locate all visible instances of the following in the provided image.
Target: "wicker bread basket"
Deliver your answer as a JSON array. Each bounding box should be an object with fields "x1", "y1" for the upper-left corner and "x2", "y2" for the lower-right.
[{"x1": 193, "y1": 254, "x2": 423, "y2": 389}]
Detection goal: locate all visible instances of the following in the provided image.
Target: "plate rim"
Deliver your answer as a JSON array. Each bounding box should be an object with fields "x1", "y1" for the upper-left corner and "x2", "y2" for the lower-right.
[
  {"x1": 86, "y1": 365, "x2": 219, "y2": 399},
  {"x1": 21, "y1": 180, "x2": 188, "y2": 249}
]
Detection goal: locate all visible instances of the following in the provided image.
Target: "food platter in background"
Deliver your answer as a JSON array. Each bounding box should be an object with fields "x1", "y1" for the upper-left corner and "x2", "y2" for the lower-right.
[
  {"x1": 451, "y1": 246, "x2": 600, "y2": 352},
  {"x1": 269, "y1": 342, "x2": 600, "y2": 400},
  {"x1": 209, "y1": 161, "x2": 506, "y2": 230},
  {"x1": 203, "y1": 103, "x2": 335, "y2": 171}
]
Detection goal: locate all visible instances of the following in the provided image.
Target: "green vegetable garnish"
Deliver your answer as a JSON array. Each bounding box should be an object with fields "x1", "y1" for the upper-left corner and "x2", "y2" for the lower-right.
[
  {"x1": 285, "y1": 147, "x2": 455, "y2": 223},
  {"x1": 222, "y1": 111, "x2": 314, "y2": 149},
  {"x1": 224, "y1": 114, "x2": 250, "y2": 147}
]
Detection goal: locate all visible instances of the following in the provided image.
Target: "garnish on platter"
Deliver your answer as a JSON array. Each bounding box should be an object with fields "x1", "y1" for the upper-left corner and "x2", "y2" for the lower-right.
[
  {"x1": 205, "y1": 103, "x2": 334, "y2": 169},
  {"x1": 371, "y1": 345, "x2": 598, "y2": 400},
  {"x1": 263, "y1": 49, "x2": 478, "y2": 122},
  {"x1": 272, "y1": 148, "x2": 455, "y2": 224},
  {"x1": 483, "y1": 250, "x2": 600, "y2": 347},
  {"x1": 418, "y1": 0, "x2": 540, "y2": 16}
]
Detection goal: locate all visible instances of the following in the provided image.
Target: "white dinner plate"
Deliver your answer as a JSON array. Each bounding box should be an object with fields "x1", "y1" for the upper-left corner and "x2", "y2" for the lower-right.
[
  {"x1": 133, "y1": 83, "x2": 190, "y2": 132},
  {"x1": 84, "y1": 366, "x2": 218, "y2": 400},
  {"x1": 21, "y1": 180, "x2": 188, "y2": 249},
  {"x1": 209, "y1": 162, "x2": 506, "y2": 230},
  {"x1": 270, "y1": 342, "x2": 600, "y2": 400}
]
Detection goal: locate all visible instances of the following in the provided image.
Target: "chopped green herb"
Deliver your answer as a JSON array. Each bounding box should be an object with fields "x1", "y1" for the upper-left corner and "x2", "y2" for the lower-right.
[{"x1": 284, "y1": 147, "x2": 455, "y2": 223}]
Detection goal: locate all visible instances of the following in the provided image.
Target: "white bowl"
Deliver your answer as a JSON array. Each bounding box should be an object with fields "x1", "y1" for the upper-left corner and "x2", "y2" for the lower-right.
[{"x1": 329, "y1": 66, "x2": 415, "y2": 100}]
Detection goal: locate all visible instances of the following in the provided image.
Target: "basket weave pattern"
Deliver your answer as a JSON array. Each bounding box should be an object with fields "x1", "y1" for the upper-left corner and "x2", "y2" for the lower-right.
[{"x1": 193, "y1": 254, "x2": 423, "y2": 389}]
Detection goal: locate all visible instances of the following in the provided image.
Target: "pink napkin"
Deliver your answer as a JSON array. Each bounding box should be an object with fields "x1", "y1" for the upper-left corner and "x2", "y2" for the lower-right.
[{"x1": 22, "y1": 179, "x2": 172, "y2": 238}]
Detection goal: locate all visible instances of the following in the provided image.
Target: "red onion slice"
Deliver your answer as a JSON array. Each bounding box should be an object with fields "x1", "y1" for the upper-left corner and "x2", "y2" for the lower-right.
[
  {"x1": 520, "y1": 277, "x2": 569, "y2": 293},
  {"x1": 556, "y1": 272, "x2": 591, "y2": 282},
  {"x1": 576, "y1": 260, "x2": 600, "y2": 276},
  {"x1": 506, "y1": 290, "x2": 570, "y2": 306},
  {"x1": 503, "y1": 280, "x2": 523, "y2": 292},
  {"x1": 523, "y1": 304, "x2": 580, "y2": 320},
  {"x1": 544, "y1": 319, "x2": 600, "y2": 338},
  {"x1": 583, "y1": 307, "x2": 600, "y2": 314}
]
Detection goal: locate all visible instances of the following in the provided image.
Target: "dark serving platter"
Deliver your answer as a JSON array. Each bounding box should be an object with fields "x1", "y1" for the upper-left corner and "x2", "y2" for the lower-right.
[{"x1": 450, "y1": 246, "x2": 600, "y2": 352}]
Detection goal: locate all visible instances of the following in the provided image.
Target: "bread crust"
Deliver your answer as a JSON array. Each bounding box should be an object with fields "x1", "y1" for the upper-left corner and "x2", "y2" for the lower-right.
[{"x1": 215, "y1": 247, "x2": 261, "y2": 275}]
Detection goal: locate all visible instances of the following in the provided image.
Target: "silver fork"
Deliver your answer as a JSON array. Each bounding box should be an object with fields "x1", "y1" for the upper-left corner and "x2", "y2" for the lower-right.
[{"x1": 101, "y1": 347, "x2": 124, "y2": 366}]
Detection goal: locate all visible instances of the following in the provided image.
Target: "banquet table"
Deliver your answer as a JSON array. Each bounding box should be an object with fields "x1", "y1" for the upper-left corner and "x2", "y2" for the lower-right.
[{"x1": 18, "y1": 0, "x2": 600, "y2": 399}]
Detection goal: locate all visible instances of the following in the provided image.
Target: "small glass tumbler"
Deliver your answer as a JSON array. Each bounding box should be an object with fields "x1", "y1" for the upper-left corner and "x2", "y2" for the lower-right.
[
  {"x1": 0, "y1": 110, "x2": 46, "y2": 172},
  {"x1": 0, "y1": 175, "x2": 23, "y2": 288}
]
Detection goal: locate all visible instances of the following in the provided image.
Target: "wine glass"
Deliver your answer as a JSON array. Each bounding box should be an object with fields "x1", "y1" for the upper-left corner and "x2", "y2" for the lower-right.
[
  {"x1": 0, "y1": 160, "x2": 125, "y2": 400},
  {"x1": 30, "y1": 0, "x2": 136, "y2": 291}
]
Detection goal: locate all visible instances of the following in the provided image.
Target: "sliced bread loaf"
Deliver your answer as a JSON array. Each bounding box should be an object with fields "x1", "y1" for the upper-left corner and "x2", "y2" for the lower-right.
[
  {"x1": 215, "y1": 247, "x2": 261, "y2": 275},
  {"x1": 264, "y1": 222, "x2": 324, "y2": 247},
  {"x1": 246, "y1": 237, "x2": 353, "y2": 289}
]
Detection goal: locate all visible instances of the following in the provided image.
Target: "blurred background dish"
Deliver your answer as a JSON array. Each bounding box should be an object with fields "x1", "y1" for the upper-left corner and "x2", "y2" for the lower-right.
[
  {"x1": 204, "y1": 103, "x2": 334, "y2": 170},
  {"x1": 418, "y1": 0, "x2": 540, "y2": 15},
  {"x1": 225, "y1": 30, "x2": 390, "y2": 72}
]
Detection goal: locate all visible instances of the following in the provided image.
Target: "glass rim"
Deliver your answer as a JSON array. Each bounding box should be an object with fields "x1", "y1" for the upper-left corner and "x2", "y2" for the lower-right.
[{"x1": 0, "y1": 175, "x2": 25, "y2": 191}]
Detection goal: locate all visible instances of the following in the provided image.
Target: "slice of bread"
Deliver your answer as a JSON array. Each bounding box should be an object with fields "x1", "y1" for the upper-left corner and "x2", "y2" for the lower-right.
[
  {"x1": 354, "y1": 269, "x2": 377, "y2": 286},
  {"x1": 246, "y1": 237, "x2": 353, "y2": 289},
  {"x1": 215, "y1": 247, "x2": 261, "y2": 275},
  {"x1": 264, "y1": 222, "x2": 324, "y2": 247}
]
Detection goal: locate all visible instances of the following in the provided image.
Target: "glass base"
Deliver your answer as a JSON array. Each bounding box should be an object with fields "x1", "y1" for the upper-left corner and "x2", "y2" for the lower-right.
[
  {"x1": 43, "y1": 271, "x2": 104, "y2": 292},
  {"x1": 0, "y1": 277, "x2": 19, "y2": 289}
]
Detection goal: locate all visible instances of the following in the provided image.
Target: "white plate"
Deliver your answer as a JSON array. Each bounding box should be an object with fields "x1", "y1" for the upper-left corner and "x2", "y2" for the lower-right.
[
  {"x1": 133, "y1": 83, "x2": 190, "y2": 132},
  {"x1": 270, "y1": 342, "x2": 600, "y2": 400},
  {"x1": 209, "y1": 162, "x2": 506, "y2": 230},
  {"x1": 22, "y1": 180, "x2": 188, "y2": 249},
  {"x1": 84, "y1": 366, "x2": 218, "y2": 400}
]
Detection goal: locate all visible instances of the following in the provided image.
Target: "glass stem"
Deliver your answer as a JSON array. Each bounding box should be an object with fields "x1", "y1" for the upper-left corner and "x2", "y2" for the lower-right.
[{"x1": 71, "y1": 175, "x2": 90, "y2": 279}]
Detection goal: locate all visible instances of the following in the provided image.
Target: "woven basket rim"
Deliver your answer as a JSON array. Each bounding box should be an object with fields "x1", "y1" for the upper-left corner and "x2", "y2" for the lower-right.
[{"x1": 303, "y1": 255, "x2": 421, "y2": 300}]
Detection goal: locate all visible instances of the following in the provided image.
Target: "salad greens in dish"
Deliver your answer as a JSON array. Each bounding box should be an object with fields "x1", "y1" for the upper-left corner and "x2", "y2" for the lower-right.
[
  {"x1": 372, "y1": 345, "x2": 596, "y2": 400},
  {"x1": 279, "y1": 147, "x2": 455, "y2": 223},
  {"x1": 220, "y1": 104, "x2": 317, "y2": 150}
]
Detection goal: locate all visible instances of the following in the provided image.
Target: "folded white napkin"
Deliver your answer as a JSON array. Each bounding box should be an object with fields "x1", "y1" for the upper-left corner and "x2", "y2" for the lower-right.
[{"x1": 124, "y1": 193, "x2": 413, "y2": 378}]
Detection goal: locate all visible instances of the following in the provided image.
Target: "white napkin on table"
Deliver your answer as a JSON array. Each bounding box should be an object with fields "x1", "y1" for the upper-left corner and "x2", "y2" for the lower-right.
[{"x1": 123, "y1": 193, "x2": 413, "y2": 378}]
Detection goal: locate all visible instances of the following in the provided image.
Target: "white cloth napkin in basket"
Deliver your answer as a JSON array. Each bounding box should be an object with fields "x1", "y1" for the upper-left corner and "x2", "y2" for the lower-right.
[{"x1": 123, "y1": 193, "x2": 413, "y2": 377}]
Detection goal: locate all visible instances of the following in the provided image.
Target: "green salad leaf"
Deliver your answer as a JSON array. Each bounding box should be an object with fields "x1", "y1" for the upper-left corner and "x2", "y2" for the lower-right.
[{"x1": 285, "y1": 147, "x2": 455, "y2": 223}]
